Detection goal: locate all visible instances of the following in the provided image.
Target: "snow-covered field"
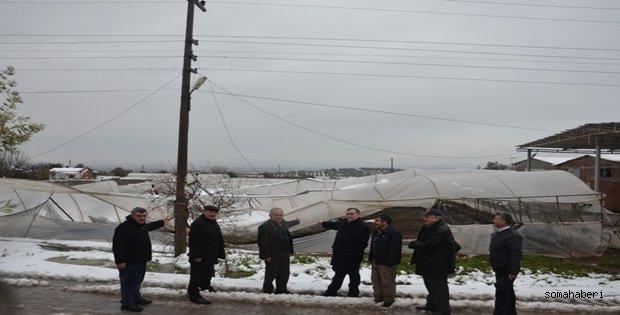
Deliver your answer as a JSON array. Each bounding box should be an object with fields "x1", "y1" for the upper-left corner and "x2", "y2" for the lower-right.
[{"x1": 1, "y1": 237, "x2": 618, "y2": 313}]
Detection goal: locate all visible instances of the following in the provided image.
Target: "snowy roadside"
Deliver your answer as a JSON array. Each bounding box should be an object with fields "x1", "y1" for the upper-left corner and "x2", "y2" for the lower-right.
[{"x1": 1, "y1": 237, "x2": 618, "y2": 313}]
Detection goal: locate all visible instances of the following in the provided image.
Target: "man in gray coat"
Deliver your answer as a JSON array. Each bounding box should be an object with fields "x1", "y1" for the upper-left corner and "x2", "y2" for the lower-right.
[{"x1": 257, "y1": 207, "x2": 298, "y2": 294}]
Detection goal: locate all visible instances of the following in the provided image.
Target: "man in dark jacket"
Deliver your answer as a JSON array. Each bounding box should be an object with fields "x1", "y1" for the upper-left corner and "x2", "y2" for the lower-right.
[
  {"x1": 257, "y1": 207, "x2": 297, "y2": 294},
  {"x1": 320, "y1": 207, "x2": 370, "y2": 297},
  {"x1": 187, "y1": 205, "x2": 226, "y2": 304},
  {"x1": 408, "y1": 209, "x2": 460, "y2": 315},
  {"x1": 490, "y1": 212, "x2": 522, "y2": 315},
  {"x1": 113, "y1": 207, "x2": 170, "y2": 312},
  {"x1": 368, "y1": 214, "x2": 402, "y2": 308}
]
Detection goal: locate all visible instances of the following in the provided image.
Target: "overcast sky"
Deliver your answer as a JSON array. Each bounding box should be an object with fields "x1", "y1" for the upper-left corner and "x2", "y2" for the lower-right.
[{"x1": 1, "y1": 0, "x2": 619, "y2": 172}]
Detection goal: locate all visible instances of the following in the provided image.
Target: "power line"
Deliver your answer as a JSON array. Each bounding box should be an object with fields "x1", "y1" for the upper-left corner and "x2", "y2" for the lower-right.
[
  {"x1": 206, "y1": 79, "x2": 319, "y2": 197},
  {"x1": 21, "y1": 88, "x2": 177, "y2": 94},
  {"x1": 446, "y1": 0, "x2": 620, "y2": 10},
  {"x1": 5, "y1": 47, "x2": 619, "y2": 66},
  {"x1": 199, "y1": 39, "x2": 620, "y2": 62},
  {"x1": 17, "y1": 68, "x2": 180, "y2": 72},
  {"x1": 2, "y1": 56, "x2": 179, "y2": 59},
  {"x1": 206, "y1": 79, "x2": 261, "y2": 174},
  {"x1": 200, "y1": 51, "x2": 620, "y2": 67},
  {"x1": 0, "y1": 40, "x2": 181, "y2": 45},
  {"x1": 198, "y1": 35, "x2": 620, "y2": 52},
  {"x1": 199, "y1": 1, "x2": 620, "y2": 24},
  {"x1": 0, "y1": 1, "x2": 178, "y2": 4},
  {"x1": 6, "y1": 54, "x2": 618, "y2": 74},
  {"x1": 19, "y1": 87, "x2": 555, "y2": 132},
  {"x1": 203, "y1": 67, "x2": 620, "y2": 87},
  {"x1": 30, "y1": 74, "x2": 181, "y2": 159},
  {"x1": 206, "y1": 78, "x2": 517, "y2": 159},
  {"x1": 3, "y1": 0, "x2": 620, "y2": 23},
  {"x1": 195, "y1": 90, "x2": 557, "y2": 132},
  {"x1": 3, "y1": 37, "x2": 619, "y2": 62},
  {"x1": 15, "y1": 66, "x2": 620, "y2": 86},
  {"x1": 4, "y1": 33, "x2": 620, "y2": 52},
  {"x1": 200, "y1": 55, "x2": 620, "y2": 75}
]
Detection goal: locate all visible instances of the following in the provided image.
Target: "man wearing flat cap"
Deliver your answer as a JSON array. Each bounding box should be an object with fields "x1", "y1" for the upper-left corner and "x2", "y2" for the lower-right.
[
  {"x1": 113, "y1": 207, "x2": 170, "y2": 312},
  {"x1": 490, "y1": 212, "x2": 522, "y2": 315},
  {"x1": 187, "y1": 205, "x2": 226, "y2": 304},
  {"x1": 408, "y1": 209, "x2": 460, "y2": 315}
]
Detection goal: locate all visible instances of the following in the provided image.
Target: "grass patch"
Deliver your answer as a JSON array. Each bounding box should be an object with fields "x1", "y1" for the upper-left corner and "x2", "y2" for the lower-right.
[
  {"x1": 146, "y1": 261, "x2": 160, "y2": 272},
  {"x1": 453, "y1": 255, "x2": 608, "y2": 277},
  {"x1": 226, "y1": 270, "x2": 256, "y2": 278},
  {"x1": 397, "y1": 254, "x2": 614, "y2": 278},
  {"x1": 292, "y1": 255, "x2": 318, "y2": 264}
]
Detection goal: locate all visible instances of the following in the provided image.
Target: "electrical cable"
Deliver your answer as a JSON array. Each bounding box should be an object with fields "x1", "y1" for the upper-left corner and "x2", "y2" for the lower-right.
[
  {"x1": 30, "y1": 73, "x2": 181, "y2": 159},
  {"x1": 195, "y1": 90, "x2": 557, "y2": 132},
  {"x1": 203, "y1": 67, "x2": 620, "y2": 87},
  {"x1": 205, "y1": 78, "x2": 518, "y2": 159}
]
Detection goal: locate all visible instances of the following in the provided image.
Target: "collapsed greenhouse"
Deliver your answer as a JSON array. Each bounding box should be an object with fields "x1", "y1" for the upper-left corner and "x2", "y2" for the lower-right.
[{"x1": 0, "y1": 169, "x2": 617, "y2": 258}]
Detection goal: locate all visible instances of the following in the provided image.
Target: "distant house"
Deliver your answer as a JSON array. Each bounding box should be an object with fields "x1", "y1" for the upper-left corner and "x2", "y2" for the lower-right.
[
  {"x1": 49, "y1": 167, "x2": 95, "y2": 181},
  {"x1": 512, "y1": 157, "x2": 573, "y2": 171},
  {"x1": 513, "y1": 155, "x2": 620, "y2": 212}
]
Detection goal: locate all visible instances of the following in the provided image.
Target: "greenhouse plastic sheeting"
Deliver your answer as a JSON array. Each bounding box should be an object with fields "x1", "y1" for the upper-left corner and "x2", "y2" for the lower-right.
[{"x1": 450, "y1": 222, "x2": 608, "y2": 257}]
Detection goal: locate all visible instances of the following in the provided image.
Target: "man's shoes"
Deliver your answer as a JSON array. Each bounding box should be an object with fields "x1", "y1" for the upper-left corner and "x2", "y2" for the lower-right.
[
  {"x1": 415, "y1": 305, "x2": 434, "y2": 311},
  {"x1": 136, "y1": 298, "x2": 152, "y2": 305},
  {"x1": 200, "y1": 285, "x2": 217, "y2": 292},
  {"x1": 381, "y1": 301, "x2": 394, "y2": 308},
  {"x1": 262, "y1": 289, "x2": 273, "y2": 294},
  {"x1": 121, "y1": 304, "x2": 143, "y2": 312},
  {"x1": 189, "y1": 297, "x2": 212, "y2": 305},
  {"x1": 321, "y1": 291, "x2": 337, "y2": 297},
  {"x1": 347, "y1": 291, "x2": 359, "y2": 298},
  {"x1": 274, "y1": 289, "x2": 291, "y2": 294}
]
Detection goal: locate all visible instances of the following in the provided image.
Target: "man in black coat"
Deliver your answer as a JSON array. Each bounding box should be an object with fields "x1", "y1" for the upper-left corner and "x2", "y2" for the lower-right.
[
  {"x1": 368, "y1": 214, "x2": 402, "y2": 308},
  {"x1": 408, "y1": 209, "x2": 459, "y2": 315},
  {"x1": 257, "y1": 207, "x2": 297, "y2": 294},
  {"x1": 113, "y1": 207, "x2": 170, "y2": 312},
  {"x1": 320, "y1": 207, "x2": 370, "y2": 297},
  {"x1": 490, "y1": 212, "x2": 522, "y2": 315},
  {"x1": 187, "y1": 205, "x2": 226, "y2": 304}
]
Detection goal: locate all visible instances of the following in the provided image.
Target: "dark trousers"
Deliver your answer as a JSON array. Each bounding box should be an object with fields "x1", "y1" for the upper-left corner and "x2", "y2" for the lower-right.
[
  {"x1": 188, "y1": 260, "x2": 215, "y2": 299},
  {"x1": 422, "y1": 275, "x2": 451, "y2": 315},
  {"x1": 262, "y1": 253, "x2": 290, "y2": 293},
  {"x1": 494, "y1": 273, "x2": 517, "y2": 315},
  {"x1": 119, "y1": 262, "x2": 146, "y2": 306},
  {"x1": 326, "y1": 266, "x2": 361, "y2": 296}
]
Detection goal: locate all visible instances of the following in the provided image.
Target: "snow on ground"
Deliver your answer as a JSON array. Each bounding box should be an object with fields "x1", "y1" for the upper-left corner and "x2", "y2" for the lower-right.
[{"x1": 1, "y1": 237, "x2": 619, "y2": 313}]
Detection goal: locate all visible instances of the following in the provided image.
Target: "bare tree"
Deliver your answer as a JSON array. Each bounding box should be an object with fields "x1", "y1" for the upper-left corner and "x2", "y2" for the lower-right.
[{"x1": 0, "y1": 149, "x2": 29, "y2": 178}]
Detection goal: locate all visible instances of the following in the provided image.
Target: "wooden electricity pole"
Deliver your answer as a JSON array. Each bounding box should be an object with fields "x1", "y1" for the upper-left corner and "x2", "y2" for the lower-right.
[{"x1": 174, "y1": 0, "x2": 206, "y2": 257}]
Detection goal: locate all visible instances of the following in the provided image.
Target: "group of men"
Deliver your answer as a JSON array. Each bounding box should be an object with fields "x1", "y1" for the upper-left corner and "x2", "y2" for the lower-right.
[{"x1": 112, "y1": 205, "x2": 522, "y2": 315}]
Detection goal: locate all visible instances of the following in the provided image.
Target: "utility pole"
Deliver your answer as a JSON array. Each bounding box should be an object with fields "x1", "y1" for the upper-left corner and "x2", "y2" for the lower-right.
[{"x1": 174, "y1": 0, "x2": 206, "y2": 257}]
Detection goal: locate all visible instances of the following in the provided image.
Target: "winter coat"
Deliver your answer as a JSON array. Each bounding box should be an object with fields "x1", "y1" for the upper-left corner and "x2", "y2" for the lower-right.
[
  {"x1": 322, "y1": 218, "x2": 370, "y2": 270},
  {"x1": 368, "y1": 225, "x2": 402, "y2": 266},
  {"x1": 257, "y1": 220, "x2": 294, "y2": 259},
  {"x1": 112, "y1": 215, "x2": 164, "y2": 264},
  {"x1": 188, "y1": 215, "x2": 226, "y2": 264},
  {"x1": 489, "y1": 227, "x2": 522, "y2": 275},
  {"x1": 408, "y1": 220, "x2": 460, "y2": 276}
]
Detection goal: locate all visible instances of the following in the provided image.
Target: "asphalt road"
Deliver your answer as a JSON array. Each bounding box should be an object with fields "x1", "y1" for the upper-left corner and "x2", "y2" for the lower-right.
[{"x1": 0, "y1": 280, "x2": 589, "y2": 315}]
